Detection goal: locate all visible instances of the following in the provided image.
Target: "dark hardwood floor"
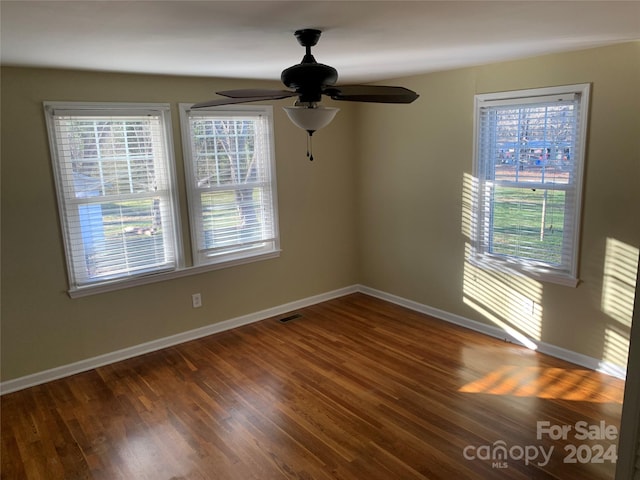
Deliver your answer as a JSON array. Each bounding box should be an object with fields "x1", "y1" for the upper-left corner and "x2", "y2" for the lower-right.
[{"x1": 1, "y1": 293, "x2": 625, "y2": 479}]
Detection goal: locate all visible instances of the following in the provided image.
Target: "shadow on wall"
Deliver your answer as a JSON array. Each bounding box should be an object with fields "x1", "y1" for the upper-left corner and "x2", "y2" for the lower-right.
[
  {"x1": 600, "y1": 238, "x2": 639, "y2": 371},
  {"x1": 460, "y1": 173, "x2": 639, "y2": 375},
  {"x1": 461, "y1": 172, "x2": 542, "y2": 351}
]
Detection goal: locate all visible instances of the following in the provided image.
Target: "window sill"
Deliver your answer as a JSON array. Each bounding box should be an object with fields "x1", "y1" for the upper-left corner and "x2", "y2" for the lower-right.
[
  {"x1": 68, "y1": 249, "x2": 281, "y2": 298},
  {"x1": 468, "y1": 254, "x2": 579, "y2": 288}
]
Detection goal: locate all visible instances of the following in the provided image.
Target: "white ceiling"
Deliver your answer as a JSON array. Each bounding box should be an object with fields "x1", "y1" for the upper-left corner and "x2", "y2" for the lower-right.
[{"x1": 1, "y1": 1, "x2": 639, "y2": 84}]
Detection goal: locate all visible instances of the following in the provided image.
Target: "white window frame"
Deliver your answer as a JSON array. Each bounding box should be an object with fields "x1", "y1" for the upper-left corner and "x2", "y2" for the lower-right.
[
  {"x1": 44, "y1": 102, "x2": 184, "y2": 295},
  {"x1": 470, "y1": 84, "x2": 590, "y2": 287},
  {"x1": 179, "y1": 104, "x2": 280, "y2": 268}
]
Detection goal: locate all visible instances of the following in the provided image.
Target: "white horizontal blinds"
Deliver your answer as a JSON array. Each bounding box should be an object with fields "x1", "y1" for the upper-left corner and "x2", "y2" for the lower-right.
[
  {"x1": 478, "y1": 98, "x2": 579, "y2": 187},
  {"x1": 49, "y1": 109, "x2": 177, "y2": 287},
  {"x1": 477, "y1": 92, "x2": 582, "y2": 272},
  {"x1": 186, "y1": 111, "x2": 276, "y2": 262}
]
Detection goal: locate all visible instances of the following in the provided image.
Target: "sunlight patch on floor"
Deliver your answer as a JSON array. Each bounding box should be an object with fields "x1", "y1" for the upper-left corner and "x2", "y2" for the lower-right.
[{"x1": 459, "y1": 365, "x2": 624, "y2": 404}]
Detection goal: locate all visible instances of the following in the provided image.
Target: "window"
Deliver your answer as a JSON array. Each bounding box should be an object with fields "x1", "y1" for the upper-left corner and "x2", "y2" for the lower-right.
[
  {"x1": 471, "y1": 84, "x2": 590, "y2": 286},
  {"x1": 44, "y1": 103, "x2": 181, "y2": 292},
  {"x1": 45, "y1": 102, "x2": 280, "y2": 296},
  {"x1": 179, "y1": 104, "x2": 279, "y2": 266}
]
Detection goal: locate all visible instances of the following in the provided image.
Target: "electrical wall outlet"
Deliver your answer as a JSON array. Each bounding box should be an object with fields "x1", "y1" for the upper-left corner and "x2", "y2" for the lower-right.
[{"x1": 192, "y1": 293, "x2": 202, "y2": 308}]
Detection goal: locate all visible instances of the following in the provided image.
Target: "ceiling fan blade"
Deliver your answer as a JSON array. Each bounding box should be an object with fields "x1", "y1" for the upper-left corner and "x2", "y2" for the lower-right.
[
  {"x1": 324, "y1": 85, "x2": 419, "y2": 104},
  {"x1": 192, "y1": 96, "x2": 288, "y2": 108},
  {"x1": 216, "y1": 89, "x2": 297, "y2": 99}
]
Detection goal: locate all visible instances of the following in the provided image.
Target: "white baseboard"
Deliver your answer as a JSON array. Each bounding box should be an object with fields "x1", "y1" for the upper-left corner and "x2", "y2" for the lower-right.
[
  {"x1": 358, "y1": 285, "x2": 627, "y2": 380},
  {"x1": 0, "y1": 285, "x2": 359, "y2": 395},
  {"x1": 1, "y1": 283, "x2": 624, "y2": 395}
]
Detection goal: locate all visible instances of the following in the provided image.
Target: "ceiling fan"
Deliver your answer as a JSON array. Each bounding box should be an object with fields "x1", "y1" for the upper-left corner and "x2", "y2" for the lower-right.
[{"x1": 192, "y1": 29, "x2": 419, "y2": 160}]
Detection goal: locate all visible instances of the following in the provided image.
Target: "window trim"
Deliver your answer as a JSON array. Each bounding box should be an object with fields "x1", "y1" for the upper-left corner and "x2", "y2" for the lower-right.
[
  {"x1": 470, "y1": 84, "x2": 591, "y2": 287},
  {"x1": 65, "y1": 251, "x2": 282, "y2": 298},
  {"x1": 178, "y1": 103, "x2": 280, "y2": 268}
]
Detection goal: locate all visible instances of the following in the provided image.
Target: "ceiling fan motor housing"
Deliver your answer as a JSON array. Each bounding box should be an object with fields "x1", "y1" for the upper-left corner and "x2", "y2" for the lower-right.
[
  {"x1": 281, "y1": 28, "x2": 338, "y2": 103},
  {"x1": 281, "y1": 62, "x2": 338, "y2": 103}
]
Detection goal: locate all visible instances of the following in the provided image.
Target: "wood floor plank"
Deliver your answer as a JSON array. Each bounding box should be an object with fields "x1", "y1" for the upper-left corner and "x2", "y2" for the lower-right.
[{"x1": 1, "y1": 293, "x2": 624, "y2": 479}]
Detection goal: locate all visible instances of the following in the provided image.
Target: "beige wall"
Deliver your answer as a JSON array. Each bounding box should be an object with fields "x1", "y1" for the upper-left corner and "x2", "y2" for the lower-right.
[
  {"x1": 0, "y1": 68, "x2": 359, "y2": 381},
  {"x1": 2, "y1": 42, "x2": 639, "y2": 383},
  {"x1": 357, "y1": 42, "x2": 640, "y2": 368}
]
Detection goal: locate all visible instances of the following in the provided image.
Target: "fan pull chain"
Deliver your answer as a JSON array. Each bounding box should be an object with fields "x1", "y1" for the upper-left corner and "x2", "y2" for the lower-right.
[{"x1": 306, "y1": 130, "x2": 314, "y2": 161}]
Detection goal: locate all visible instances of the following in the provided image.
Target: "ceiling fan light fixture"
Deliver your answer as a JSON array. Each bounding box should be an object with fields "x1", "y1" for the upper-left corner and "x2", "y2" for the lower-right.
[{"x1": 283, "y1": 104, "x2": 339, "y2": 135}]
